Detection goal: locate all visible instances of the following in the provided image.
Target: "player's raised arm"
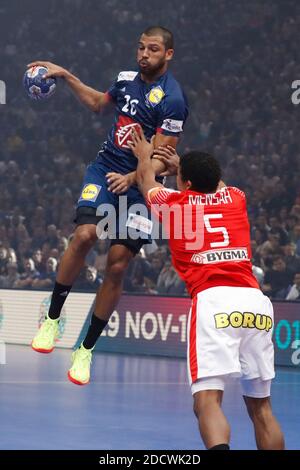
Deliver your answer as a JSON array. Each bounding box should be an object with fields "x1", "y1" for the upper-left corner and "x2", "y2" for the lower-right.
[
  {"x1": 128, "y1": 128, "x2": 163, "y2": 199},
  {"x1": 27, "y1": 61, "x2": 110, "y2": 113},
  {"x1": 153, "y1": 144, "x2": 180, "y2": 176},
  {"x1": 149, "y1": 134, "x2": 179, "y2": 175}
]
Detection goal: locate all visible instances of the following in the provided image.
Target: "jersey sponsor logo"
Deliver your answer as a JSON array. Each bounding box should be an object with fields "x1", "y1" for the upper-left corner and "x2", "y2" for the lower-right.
[
  {"x1": 126, "y1": 213, "x2": 153, "y2": 235},
  {"x1": 161, "y1": 118, "x2": 183, "y2": 133},
  {"x1": 214, "y1": 311, "x2": 273, "y2": 332},
  {"x1": 117, "y1": 71, "x2": 138, "y2": 82},
  {"x1": 146, "y1": 86, "x2": 165, "y2": 107},
  {"x1": 79, "y1": 184, "x2": 101, "y2": 202},
  {"x1": 115, "y1": 115, "x2": 141, "y2": 149},
  {"x1": 191, "y1": 247, "x2": 249, "y2": 264}
]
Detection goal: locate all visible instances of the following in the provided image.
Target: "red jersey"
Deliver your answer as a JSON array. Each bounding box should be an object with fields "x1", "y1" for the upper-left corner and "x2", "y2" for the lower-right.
[{"x1": 148, "y1": 186, "x2": 259, "y2": 297}]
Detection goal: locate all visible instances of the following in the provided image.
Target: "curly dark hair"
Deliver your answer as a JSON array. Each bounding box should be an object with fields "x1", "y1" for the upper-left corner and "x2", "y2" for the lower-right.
[{"x1": 180, "y1": 151, "x2": 222, "y2": 193}]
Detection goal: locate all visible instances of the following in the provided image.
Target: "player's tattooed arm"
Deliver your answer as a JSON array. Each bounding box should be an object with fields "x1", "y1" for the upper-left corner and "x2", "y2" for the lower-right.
[
  {"x1": 27, "y1": 61, "x2": 110, "y2": 113},
  {"x1": 129, "y1": 128, "x2": 164, "y2": 199}
]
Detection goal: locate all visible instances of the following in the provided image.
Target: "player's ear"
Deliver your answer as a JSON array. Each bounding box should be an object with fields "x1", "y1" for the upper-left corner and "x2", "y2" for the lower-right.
[
  {"x1": 186, "y1": 180, "x2": 192, "y2": 190},
  {"x1": 165, "y1": 49, "x2": 174, "y2": 62}
]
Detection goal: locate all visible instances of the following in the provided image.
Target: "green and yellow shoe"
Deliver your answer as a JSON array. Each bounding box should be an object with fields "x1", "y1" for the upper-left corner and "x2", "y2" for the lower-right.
[
  {"x1": 68, "y1": 344, "x2": 93, "y2": 386},
  {"x1": 31, "y1": 315, "x2": 59, "y2": 353}
]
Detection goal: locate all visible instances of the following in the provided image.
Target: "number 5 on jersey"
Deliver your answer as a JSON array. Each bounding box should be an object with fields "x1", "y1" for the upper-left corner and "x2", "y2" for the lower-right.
[{"x1": 204, "y1": 214, "x2": 229, "y2": 248}]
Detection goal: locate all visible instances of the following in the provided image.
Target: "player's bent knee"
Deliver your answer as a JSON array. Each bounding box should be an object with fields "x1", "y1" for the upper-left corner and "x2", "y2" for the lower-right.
[
  {"x1": 193, "y1": 395, "x2": 208, "y2": 418},
  {"x1": 106, "y1": 260, "x2": 129, "y2": 279},
  {"x1": 193, "y1": 390, "x2": 221, "y2": 418},
  {"x1": 73, "y1": 227, "x2": 97, "y2": 250},
  {"x1": 193, "y1": 399, "x2": 211, "y2": 420},
  {"x1": 244, "y1": 397, "x2": 272, "y2": 422}
]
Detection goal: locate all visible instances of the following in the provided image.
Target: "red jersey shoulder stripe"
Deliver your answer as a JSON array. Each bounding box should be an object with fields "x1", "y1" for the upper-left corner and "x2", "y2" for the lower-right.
[
  {"x1": 230, "y1": 186, "x2": 246, "y2": 198},
  {"x1": 147, "y1": 187, "x2": 179, "y2": 206}
]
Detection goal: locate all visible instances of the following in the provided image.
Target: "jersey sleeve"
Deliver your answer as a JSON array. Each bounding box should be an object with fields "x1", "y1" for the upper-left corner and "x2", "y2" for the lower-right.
[
  {"x1": 106, "y1": 77, "x2": 119, "y2": 102},
  {"x1": 106, "y1": 71, "x2": 138, "y2": 103},
  {"x1": 147, "y1": 187, "x2": 179, "y2": 206},
  {"x1": 231, "y1": 187, "x2": 246, "y2": 199},
  {"x1": 157, "y1": 92, "x2": 188, "y2": 137},
  {"x1": 230, "y1": 187, "x2": 247, "y2": 210}
]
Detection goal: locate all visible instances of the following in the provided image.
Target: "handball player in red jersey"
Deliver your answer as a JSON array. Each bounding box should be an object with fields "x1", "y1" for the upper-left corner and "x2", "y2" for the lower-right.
[{"x1": 129, "y1": 128, "x2": 285, "y2": 450}]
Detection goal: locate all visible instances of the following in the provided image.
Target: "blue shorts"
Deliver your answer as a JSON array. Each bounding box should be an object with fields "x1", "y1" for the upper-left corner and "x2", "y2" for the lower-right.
[{"x1": 75, "y1": 160, "x2": 152, "y2": 253}]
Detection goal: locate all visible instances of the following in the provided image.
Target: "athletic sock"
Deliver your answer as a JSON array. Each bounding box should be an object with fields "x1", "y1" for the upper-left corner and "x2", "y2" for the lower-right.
[
  {"x1": 48, "y1": 281, "x2": 72, "y2": 320},
  {"x1": 208, "y1": 444, "x2": 230, "y2": 450},
  {"x1": 82, "y1": 314, "x2": 108, "y2": 350}
]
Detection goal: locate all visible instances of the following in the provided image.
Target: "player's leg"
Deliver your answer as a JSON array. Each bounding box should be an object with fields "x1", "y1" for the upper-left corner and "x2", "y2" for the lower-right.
[
  {"x1": 89, "y1": 243, "x2": 134, "y2": 321},
  {"x1": 193, "y1": 378, "x2": 230, "y2": 450},
  {"x1": 31, "y1": 223, "x2": 98, "y2": 353},
  {"x1": 80, "y1": 186, "x2": 152, "y2": 343},
  {"x1": 68, "y1": 241, "x2": 137, "y2": 385},
  {"x1": 79, "y1": 243, "x2": 134, "y2": 349},
  {"x1": 187, "y1": 288, "x2": 243, "y2": 449},
  {"x1": 239, "y1": 290, "x2": 284, "y2": 449},
  {"x1": 56, "y1": 224, "x2": 98, "y2": 285},
  {"x1": 32, "y1": 161, "x2": 108, "y2": 353},
  {"x1": 68, "y1": 186, "x2": 154, "y2": 384},
  {"x1": 243, "y1": 393, "x2": 285, "y2": 450},
  {"x1": 48, "y1": 223, "x2": 97, "y2": 319}
]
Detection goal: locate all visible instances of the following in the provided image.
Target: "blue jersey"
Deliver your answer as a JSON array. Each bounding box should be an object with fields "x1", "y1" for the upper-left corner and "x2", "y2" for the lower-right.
[{"x1": 97, "y1": 70, "x2": 188, "y2": 173}]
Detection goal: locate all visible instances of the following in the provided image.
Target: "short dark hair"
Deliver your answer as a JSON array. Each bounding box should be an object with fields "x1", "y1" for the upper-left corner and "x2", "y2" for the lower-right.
[
  {"x1": 180, "y1": 151, "x2": 222, "y2": 193},
  {"x1": 143, "y1": 26, "x2": 174, "y2": 50}
]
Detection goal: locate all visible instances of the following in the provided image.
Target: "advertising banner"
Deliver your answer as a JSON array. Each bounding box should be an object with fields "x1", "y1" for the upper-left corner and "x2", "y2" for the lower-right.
[{"x1": 0, "y1": 289, "x2": 299, "y2": 367}]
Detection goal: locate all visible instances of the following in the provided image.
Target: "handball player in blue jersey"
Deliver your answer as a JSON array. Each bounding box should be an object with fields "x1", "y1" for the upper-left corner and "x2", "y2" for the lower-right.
[{"x1": 29, "y1": 26, "x2": 188, "y2": 385}]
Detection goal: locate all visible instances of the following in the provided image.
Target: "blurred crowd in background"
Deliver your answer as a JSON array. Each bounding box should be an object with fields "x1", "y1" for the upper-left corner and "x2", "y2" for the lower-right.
[{"x1": 0, "y1": 0, "x2": 300, "y2": 300}]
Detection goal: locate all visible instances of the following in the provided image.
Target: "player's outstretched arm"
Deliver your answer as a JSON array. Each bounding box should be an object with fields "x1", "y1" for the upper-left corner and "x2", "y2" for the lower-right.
[
  {"x1": 27, "y1": 61, "x2": 110, "y2": 112},
  {"x1": 128, "y1": 128, "x2": 163, "y2": 199}
]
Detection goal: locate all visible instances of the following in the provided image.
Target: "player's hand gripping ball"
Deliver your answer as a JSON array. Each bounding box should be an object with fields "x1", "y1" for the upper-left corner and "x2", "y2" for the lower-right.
[{"x1": 23, "y1": 66, "x2": 56, "y2": 100}]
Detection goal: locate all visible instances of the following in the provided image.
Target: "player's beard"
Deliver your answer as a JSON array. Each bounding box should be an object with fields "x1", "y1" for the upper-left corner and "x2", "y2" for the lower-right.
[{"x1": 138, "y1": 58, "x2": 166, "y2": 79}]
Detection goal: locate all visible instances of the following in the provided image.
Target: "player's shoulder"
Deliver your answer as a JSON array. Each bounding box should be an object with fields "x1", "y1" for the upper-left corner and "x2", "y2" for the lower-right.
[
  {"x1": 116, "y1": 71, "x2": 139, "y2": 83},
  {"x1": 162, "y1": 71, "x2": 186, "y2": 100},
  {"x1": 148, "y1": 187, "x2": 180, "y2": 206},
  {"x1": 227, "y1": 186, "x2": 246, "y2": 199}
]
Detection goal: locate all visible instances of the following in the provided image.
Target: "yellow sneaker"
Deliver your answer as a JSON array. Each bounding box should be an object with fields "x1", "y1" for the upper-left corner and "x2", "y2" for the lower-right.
[
  {"x1": 31, "y1": 316, "x2": 59, "y2": 353},
  {"x1": 68, "y1": 344, "x2": 93, "y2": 385}
]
